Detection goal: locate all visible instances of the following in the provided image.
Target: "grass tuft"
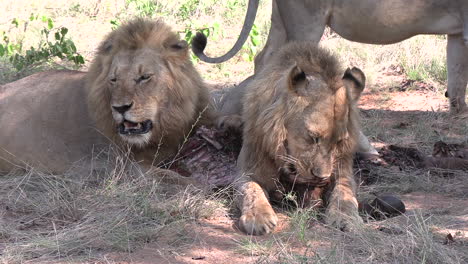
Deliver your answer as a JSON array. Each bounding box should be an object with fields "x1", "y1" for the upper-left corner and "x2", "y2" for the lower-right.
[{"x1": 0, "y1": 150, "x2": 221, "y2": 262}]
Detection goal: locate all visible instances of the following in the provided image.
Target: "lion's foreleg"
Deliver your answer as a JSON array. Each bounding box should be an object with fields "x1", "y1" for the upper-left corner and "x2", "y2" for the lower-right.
[
  {"x1": 235, "y1": 175, "x2": 278, "y2": 235},
  {"x1": 145, "y1": 166, "x2": 200, "y2": 187},
  {"x1": 325, "y1": 158, "x2": 362, "y2": 230},
  {"x1": 447, "y1": 34, "x2": 468, "y2": 114}
]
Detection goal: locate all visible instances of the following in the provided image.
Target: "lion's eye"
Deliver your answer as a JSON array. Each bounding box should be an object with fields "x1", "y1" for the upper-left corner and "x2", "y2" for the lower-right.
[
  {"x1": 135, "y1": 74, "x2": 152, "y2": 84},
  {"x1": 309, "y1": 134, "x2": 320, "y2": 144}
]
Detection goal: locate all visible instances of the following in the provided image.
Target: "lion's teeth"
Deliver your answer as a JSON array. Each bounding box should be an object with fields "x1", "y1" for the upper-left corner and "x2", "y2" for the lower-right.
[{"x1": 123, "y1": 121, "x2": 139, "y2": 129}]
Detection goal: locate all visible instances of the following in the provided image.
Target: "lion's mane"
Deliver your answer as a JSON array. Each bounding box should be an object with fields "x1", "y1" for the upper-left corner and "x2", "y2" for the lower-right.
[
  {"x1": 242, "y1": 43, "x2": 360, "y2": 170},
  {"x1": 86, "y1": 18, "x2": 213, "y2": 158}
]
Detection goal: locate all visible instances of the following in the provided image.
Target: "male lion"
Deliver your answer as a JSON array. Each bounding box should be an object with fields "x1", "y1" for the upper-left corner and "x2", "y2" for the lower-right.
[
  {"x1": 193, "y1": 0, "x2": 468, "y2": 114},
  {"x1": 0, "y1": 18, "x2": 214, "y2": 179},
  {"x1": 235, "y1": 42, "x2": 365, "y2": 235}
]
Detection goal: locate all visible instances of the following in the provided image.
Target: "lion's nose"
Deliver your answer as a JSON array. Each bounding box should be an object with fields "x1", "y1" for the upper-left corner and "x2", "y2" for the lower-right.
[
  {"x1": 310, "y1": 168, "x2": 324, "y2": 178},
  {"x1": 112, "y1": 102, "x2": 133, "y2": 114}
]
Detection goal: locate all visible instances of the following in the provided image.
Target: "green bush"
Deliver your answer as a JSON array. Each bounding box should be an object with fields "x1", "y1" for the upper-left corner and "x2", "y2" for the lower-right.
[
  {"x1": 241, "y1": 23, "x2": 260, "y2": 62},
  {"x1": 0, "y1": 15, "x2": 84, "y2": 71}
]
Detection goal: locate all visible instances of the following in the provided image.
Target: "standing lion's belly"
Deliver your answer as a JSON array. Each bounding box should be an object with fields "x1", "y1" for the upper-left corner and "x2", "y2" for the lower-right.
[{"x1": 329, "y1": 0, "x2": 462, "y2": 44}]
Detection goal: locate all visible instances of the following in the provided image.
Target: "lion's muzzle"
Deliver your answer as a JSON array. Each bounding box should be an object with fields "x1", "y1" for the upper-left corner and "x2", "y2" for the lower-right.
[
  {"x1": 279, "y1": 163, "x2": 330, "y2": 187},
  {"x1": 118, "y1": 119, "x2": 153, "y2": 135}
]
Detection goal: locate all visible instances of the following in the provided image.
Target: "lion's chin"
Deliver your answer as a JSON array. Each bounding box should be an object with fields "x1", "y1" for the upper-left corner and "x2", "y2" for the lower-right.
[{"x1": 120, "y1": 133, "x2": 152, "y2": 147}]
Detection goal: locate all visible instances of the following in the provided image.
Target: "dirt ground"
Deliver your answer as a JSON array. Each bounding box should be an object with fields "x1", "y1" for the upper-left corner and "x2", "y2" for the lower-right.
[
  {"x1": 1, "y1": 1, "x2": 466, "y2": 262},
  {"x1": 109, "y1": 191, "x2": 468, "y2": 264},
  {"x1": 99, "y1": 73, "x2": 468, "y2": 264},
  {"x1": 1, "y1": 72, "x2": 466, "y2": 263},
  {"x1": 2, "y1": 73, "x2": 466, "y2": 264}
]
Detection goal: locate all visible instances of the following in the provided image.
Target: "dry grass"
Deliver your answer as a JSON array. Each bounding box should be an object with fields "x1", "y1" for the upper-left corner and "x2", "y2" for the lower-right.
[
  {"x1": 321, "y1": 34, "x2": 448, "y2": 93},
  {"x1": 0, "y1": 0, "x2": 272, "y2": 84},
  {"x1": 0, "y1": 149, "x2": 224, "y2": 262},
  {"x1": 226, "y1": 205, "x2": 467, "y2": 264},
  {"x1": 360, "y1": 110, "x2": 463, "y2": 154}
]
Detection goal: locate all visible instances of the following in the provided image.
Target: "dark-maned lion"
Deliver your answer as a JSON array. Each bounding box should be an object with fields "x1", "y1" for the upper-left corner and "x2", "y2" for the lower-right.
[
  {"x1": 0, "y1": 18, "x2": 214, "y2": 180},
  {"x1": 235, "y1": 42, "x2": 365, "y2": 235}
]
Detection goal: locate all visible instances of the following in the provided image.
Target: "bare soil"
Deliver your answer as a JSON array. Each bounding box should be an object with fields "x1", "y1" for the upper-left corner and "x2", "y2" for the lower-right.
[
  {"x1": 1, "y1": 1, "x2": 466, "y2": 263},
  {"x1": 105, "y1": 75, "x2": 468, "y2": 264},
  {"x1": 108, "y1": 192, "x2": 468, "y2": 264},
  {"x1": 1, "y1": 68, "x2": 466, "y2": 263}
]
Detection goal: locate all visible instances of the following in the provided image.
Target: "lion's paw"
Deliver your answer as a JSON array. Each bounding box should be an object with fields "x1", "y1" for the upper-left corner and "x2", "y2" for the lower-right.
[
  {"x1": 239, "y1": 205, "x2": 278, "y2": 235},
  {"x1": 325, "y1": 205, "x2": 363, "y2": 232},
  {"x1": 217, "y1": 115, "x2": 243, "y2": 131}
]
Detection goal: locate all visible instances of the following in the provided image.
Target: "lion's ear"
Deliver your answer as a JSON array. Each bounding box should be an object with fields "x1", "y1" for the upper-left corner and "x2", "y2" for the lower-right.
[
  {"x1": 169, "y1": 40, "x2": 188, "y2": 51},
  {"x1": 163, "y1": 39, "x2": 189, "y2": 61},
  {"x1": 334, "y1": 85, "x2": 349, "y2": 141},
  {"x1": 287, "y1": 64, "x2": 307, "y2": 94},
  {"x1": 98, "y1": 39, "x2": 113, "y2": 55},
  {"x1": 342, "y1": 67, "x2": 365, "y2": 102},
  {"x1": 164, "y1": 39, "x2": 188, "y2": 53}
]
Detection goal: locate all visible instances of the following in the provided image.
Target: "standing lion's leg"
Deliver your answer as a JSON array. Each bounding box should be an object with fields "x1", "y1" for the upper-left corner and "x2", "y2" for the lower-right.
[
  {"x1": 272, "y1": 0, "x2": 380, "y2": 157},
  {"x1": 447, "y1": 34, "x2": 468, "y2": 114},
  {"x1": 325, "y1": 158, "x2": 362, "y2": 229},
  {"x1": 253, "y1": 0, "x2": 287, "y2": 74},
  {"x1": 276, "y1": 0, "x2": 328, "y2": 42},
  {"x1": 356, "y1": 130, "x2": 379, "y2": 155},
  {"x1": 235, "y1": 176, "x2": 278, "y2": 235},
  {"x1": 462, "y1": 3, "x2": 468, "y2": 46}
]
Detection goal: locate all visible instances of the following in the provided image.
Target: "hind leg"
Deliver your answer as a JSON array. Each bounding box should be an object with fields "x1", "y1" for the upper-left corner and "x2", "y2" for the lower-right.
[
  {"x1": 146, "y1": 167, "x2": 201, "y2": 186},
  {"x1": 254, "y1": 0, "x2": 327, "y2": 73},
  {"x1": 447, "y1": 34, "x2": 468, "y2": 114},
  {"x1": 462, "y1": 3, "x2": 468, "y2": 46},
  {"x1": 356, "y1": 130, "x2": 379, "y2": 155},
  {"x1": 216, "y1": 76, "x2": 253, "y2": 131},
  {"x1": 253, "y1": 0, "x2": 287, "y2": 73}
]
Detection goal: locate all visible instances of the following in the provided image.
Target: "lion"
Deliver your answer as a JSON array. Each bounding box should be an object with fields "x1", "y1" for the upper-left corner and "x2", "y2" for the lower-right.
[
  {"x1": 193, "y1": 0, "x2": 468, "y2": 157},
  {"x1": 234, "y1": 42, "x2": 365, "y2": 235},
  {"x1": 0, "y1": 18, "x2": 215, "y2": 181},
  {"x1": 193, "y1": 0, "x2": 467, "y2": 115}
]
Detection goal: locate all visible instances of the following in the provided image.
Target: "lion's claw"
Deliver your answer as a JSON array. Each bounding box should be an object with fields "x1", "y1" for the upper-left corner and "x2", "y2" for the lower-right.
[
  {"x1": 217, "y1": 115, "x2": 243, "y2": 131},
  {"x1": 325, "y1": 206, "x2": 363, "y2": 231},
  {"x1": 239, "y1": 208, "x2": 278, "y2": 235}
]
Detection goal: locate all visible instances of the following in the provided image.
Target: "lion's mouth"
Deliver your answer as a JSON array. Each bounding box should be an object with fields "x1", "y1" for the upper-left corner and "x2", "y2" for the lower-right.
[
  {"x1": 279, "y1": 163, "x2": 329, "y2": 186},
  {"x1": 118, "y1": 120, "x2": 153, "y2": 135}
]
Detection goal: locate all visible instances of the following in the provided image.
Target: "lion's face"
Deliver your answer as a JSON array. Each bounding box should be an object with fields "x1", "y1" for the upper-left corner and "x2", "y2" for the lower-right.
[
  {"x1": 278, "y1": 66, "x2": 364, "y2": 185},
  {"x1": 86, "y1": 18, "x2": 212, "y2": 164},
  {"x1": 107, "y1": 48, "x2": 173, "y2": 146}
]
